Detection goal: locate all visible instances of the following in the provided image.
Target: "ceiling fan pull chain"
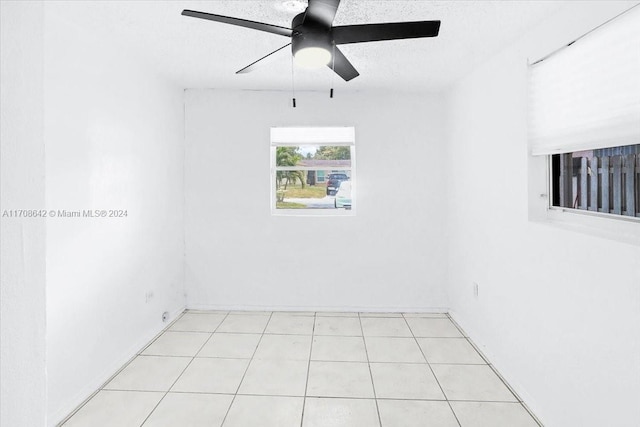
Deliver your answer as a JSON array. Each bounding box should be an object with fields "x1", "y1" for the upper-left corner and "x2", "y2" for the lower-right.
[
  {"x1": 291, "y1": 53, "x2": 297, "y2": 108},
  {"x1": 330, "y1": 42, "x2": 336, "y2": 98}
]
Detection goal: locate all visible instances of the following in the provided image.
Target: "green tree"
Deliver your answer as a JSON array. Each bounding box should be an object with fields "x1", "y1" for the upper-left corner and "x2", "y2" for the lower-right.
[
  {"x1": 276, "y1": 146, "x2": 305, "y2": 190},
  {"x1": 314, "y1": 146, "x2": 351, "y2": 160}
]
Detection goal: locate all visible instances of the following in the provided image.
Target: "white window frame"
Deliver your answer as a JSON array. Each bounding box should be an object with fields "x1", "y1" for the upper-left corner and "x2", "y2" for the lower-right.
[{"x1": 270, "y1": 127, "x2": 356, "y2": 216}]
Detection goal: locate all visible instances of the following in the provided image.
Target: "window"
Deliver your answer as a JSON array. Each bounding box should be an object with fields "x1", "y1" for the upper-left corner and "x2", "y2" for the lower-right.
[
  {"x1": 529, "y1": 6, "x2": 640, "y2": 221},
  {"x1": 271, "y1": 127, "x2": 355, "y2": 215},
  {"x1": 551, "y1": 145, "x2": 639, "y2": 217}
]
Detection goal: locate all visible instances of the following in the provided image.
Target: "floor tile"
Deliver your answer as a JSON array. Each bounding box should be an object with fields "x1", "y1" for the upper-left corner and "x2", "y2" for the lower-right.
[
  {"x1": 265, "y1": 315, "x2": 315, "y2": 334},
  {"x1": 302, "y1": 397, "x2": 380, "y2": 427},
  {"x1": 403, "y1": 312, "x2": 449, "y2": 318},
  {"x1": 141, "y1": 393, "x2": 233, "y2": 427},
  {"x1": 314, "y1": 316, "x2": 362, "y2": 336},
  {"x1": 406, "y1": 318, "x2": 463, "y2": 337},
  {"x1": 311, "y1": 336, "x2": 367, "y2": 362},
  {"x1": 272, "y1": 311, "x2": 316, "y2": 317},
  {"x1": 377, "y1": 400, "x2": 459, "y2": 427},
  {"x1": 216, "y1": 314, "x2": 270, "y2": 333},
  {"x1": 431, "y1": 364, "x2": 517, "y2": 402},
  {"x1": 141, "y1": 332, "x2": 211, "y2": 357},
  {"x1": 238, "y1": 359, "x2": 308, "y2": 396},
  {"x1": 171, "y1": 358, "x2": 248, "y2": 394},
  {"x1": 223, "y1": 395, "x2": 304, "y2": 427},
  {"x1": 254, "y1": 334, "x2": 312, "y2": 360},
  {"x1": 62, "y1": 390, "x2": 163, "y2": 427},
  {"x1": 365, "y1": 337, "x2": 426, "y2": 363},
  {"x1": 196, "y1": 333, "x2": 261, "y2": 359},
  {"x1": 169, "y1": 313, "x2": 226, "y2": 332},
  {"x1": 450, "y1": 401, "x2": 539, "y2": 427},
  {"x1": 417, "y1": 338, "x2": 486, "y2": 364},
  {"x1": 359, "y1": 312, "x2": 403, "y2": 317},
  {"x1": 59, "y1": 310, "x2": 543, "y2": 427},
  {"x1": 228, "y1": 310, "x2": 273, "y2": 316},
  {"x1": 316, "y1": 311, "x2": 359, "y2": 317},
  {"x1": 307, "y1": 361, "x2": 374, "y2": 398},
  {"x1": 370, "y1": 363, "x2": 445, "y2": 400},
  {"x1": 104, "y1": 356, "x2": 190, "y2": 392},
  {"x1": 360, "y1": 317, "x2": 413, "y2": 337}
]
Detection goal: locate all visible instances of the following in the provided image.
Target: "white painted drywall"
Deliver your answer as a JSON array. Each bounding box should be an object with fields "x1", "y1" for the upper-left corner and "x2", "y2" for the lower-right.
[
  {"x1": 445, "y1": 2, "x2": 640, "y2": 426},
  {"x1": 184, "y1": 89, "x2": 448, "y2": 312},
  {"x1": 0, "y1": 2, "x2": 47, "y2": 426},
  {"x1": 43, "y1": 5, "x2": 186, "y2": 424}
]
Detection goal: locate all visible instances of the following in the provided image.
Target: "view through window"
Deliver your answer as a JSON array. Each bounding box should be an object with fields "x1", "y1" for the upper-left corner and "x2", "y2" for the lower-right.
[
  {"x1": 551, "y1": 144, "x2": 640, "y2": 218},
  {"x1": 271, "y1": 127, "x2": 355, "y2": 213}
]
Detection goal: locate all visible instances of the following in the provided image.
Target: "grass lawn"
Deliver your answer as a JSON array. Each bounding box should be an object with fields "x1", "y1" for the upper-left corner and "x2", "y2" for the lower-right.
[{"x1": 278, "y1": 183, "x2": 327, "y2": 198}]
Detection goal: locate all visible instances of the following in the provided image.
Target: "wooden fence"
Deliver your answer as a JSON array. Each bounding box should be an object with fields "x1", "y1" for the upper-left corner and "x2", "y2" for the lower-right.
[{"x1": 558, "y1": 153, "x2": 640, "y2": 217}]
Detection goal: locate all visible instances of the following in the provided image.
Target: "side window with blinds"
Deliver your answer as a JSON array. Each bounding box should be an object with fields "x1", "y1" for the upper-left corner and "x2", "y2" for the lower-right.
[{"x1": 528, "y1": 6, "x2": 640, "y2": 220}]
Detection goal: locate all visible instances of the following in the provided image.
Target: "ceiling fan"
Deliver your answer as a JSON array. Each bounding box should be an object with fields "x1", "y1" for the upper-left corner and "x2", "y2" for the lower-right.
[{"x1": 182, "y1": 0, "x2": 441, "y2": 82}]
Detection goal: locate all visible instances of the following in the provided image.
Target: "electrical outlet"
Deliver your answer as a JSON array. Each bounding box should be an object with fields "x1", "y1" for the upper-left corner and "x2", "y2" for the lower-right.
[
  {"x1": 145, "y1": 291, "x2": 154, "y2": 303},
  {"x1": 473, "y1": 282, "x2": 479, "y2": 299}
]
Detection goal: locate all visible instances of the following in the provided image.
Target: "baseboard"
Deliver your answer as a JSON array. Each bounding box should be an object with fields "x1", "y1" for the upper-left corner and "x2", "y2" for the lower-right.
[
  {"x1": 49, "y1": 305, "x2": 186, "y2": 427},
  {"x1": 186, "y1": 303, "x2": 450, "y2": 314},
  {"x1": 448, "y1": 310, "x2": 547, "y2": 427}
]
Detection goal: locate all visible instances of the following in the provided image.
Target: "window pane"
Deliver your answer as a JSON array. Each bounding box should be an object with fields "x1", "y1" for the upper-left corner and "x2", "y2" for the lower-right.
[
  {"x1": 551, "y1": 144, "x2": 640, "y2": 217},
  {"x1": 275, "y1": 169, "x2": 352, "y2": 210}
]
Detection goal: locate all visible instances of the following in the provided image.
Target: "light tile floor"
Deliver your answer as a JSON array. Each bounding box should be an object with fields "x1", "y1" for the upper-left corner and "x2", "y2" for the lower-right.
[{"x1": 60, "y1": 311, "x2": 541, "y2": 427}]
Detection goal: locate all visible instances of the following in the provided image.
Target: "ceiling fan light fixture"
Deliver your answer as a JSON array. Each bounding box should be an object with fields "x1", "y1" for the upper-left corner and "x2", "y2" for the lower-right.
[{"x1": 294, "y1": 47, "x2": 331, "y2": 68}]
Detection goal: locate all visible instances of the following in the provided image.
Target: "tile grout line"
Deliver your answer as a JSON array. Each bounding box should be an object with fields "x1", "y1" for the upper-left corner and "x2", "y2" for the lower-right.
[
  {"x1": 358, "y1": 312, "x2": 383, "y2": 427},
  {"x1": 299, "y1": 311, "x2": 317, "y2": 427},
  {"x1": 401, "y1": 313, "x2": 463, "y2": 427},
  {"x1": 96, "y1": 388, "x2": 525, "y2": 403},
  {"x1": 218, "y1": 311, "x2": 275, "y2": 427},
  {"x1": 57, "y1": 309, "x2": 191, "y2": 427},
  {"x1": 138, "y1": 311, "x2": 231, "y2": 427},
  {"x1": 445, "y1": 314, "x2": 544, "y2": 427}
]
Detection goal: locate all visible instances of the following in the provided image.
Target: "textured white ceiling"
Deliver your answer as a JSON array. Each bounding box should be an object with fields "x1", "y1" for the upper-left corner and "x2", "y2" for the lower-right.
[{"x1": 51, "y1": 0, "x2": 570, "y2": 92}]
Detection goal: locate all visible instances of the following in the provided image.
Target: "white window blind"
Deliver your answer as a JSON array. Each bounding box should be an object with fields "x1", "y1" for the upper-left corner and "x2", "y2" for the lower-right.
[{"x1": 528, "y1": 6, "x2": 640, "y2": 156}]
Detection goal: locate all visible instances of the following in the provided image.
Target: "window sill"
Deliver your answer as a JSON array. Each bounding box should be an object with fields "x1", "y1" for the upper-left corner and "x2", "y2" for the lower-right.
[
  {"x1": 538, "y1": 206, "x2": 640, "y2": 246},
  {"x1": 271, "y1": 208, "x2": 355, "y2": 217}
]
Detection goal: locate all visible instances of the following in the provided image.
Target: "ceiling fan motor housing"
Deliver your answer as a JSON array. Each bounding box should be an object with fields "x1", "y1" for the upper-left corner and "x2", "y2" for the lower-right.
[{"x1": 291, "y1": 12, "x2": 333, "y2": 56}]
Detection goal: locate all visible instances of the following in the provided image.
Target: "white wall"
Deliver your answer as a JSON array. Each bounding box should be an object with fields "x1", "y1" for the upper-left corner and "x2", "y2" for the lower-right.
[
  {"x1": 445, "y1": 2, "x2": 640, "y2": 426},
  {"x1": 44, "y1": 5, "x2": 186, "y2": 424},
  {"x1": 0, "y1": 2, "x2": 47, "y2": 426},
  {"x1": 185, "y1": 89, "x2": 448, "y2": 312}
]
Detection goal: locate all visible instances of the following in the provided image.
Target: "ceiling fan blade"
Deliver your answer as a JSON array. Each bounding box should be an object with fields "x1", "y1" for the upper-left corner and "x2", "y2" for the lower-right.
[
  {"x1": 303, "y1": 0, "x2": 341, "y2": 27},
  {"x1": 333, "y1": 20, "x2": 440, "y2": 45},
  {"x1": 236, "y1": 43, "x2": 291, "y2": 74},
  {"x1": 182, "y1": 9, "x2": 293, "y2": 37},
  {"x1": 329, "y1": 46, "x2": 359, "y2": 81}
]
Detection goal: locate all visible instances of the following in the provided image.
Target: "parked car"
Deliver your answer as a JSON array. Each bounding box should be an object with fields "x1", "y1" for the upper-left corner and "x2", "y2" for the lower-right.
[
  {"x1": 334, "y1": 181, "x2": 352, "y2": 209},
  {"x1": 326, "y1": 173, "x2": 349, "y2": 195}
]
